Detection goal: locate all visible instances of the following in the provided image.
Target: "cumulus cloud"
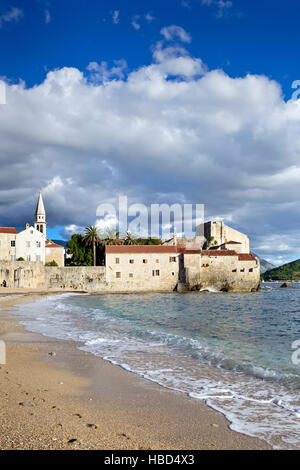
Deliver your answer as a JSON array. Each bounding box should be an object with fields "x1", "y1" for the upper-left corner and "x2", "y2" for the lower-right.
[
  {"x1": 0, "y1": 6, "x2": 23, "y2": 28},
  {"x1": 1, "y1": 35, "x2": 300, "y2": 261}
]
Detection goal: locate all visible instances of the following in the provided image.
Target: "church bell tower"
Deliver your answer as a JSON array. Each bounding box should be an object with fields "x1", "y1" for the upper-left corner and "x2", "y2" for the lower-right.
[{"x1": 34, "y1": 191, "x2": 47, "y2": 239}]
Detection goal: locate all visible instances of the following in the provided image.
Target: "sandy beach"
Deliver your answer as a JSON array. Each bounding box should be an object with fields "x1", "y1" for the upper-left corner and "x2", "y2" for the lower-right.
[{"x1": 0, "y1": 290, "x2": 271, "y2": 450}]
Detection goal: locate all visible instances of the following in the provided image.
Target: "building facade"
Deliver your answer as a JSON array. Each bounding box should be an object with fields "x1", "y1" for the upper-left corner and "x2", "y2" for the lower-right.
[{"x1": 0, "y1": 192, "x2": 64, "y2": 266}]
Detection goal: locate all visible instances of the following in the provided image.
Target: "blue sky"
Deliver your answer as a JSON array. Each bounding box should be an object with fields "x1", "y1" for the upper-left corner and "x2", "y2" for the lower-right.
[
  {"x1": 1, "y1": 0, "x2": 300, "y2": 265},
  {"x1": 2, "y1": 0, "x2": 300, "y2": 98}
]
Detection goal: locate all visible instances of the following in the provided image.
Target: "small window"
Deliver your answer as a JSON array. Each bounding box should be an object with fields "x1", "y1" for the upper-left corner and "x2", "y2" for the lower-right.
[
  {"x1": 143, "y1": 259, "x2": 147, "y2": 264},
  {"x1": 129, "y1": 273, "x2": 133, "y2": 278},
  {"x1": 27, "y1": 255, "x2": 31, "y2": 261},
  {"x1": 232, "y1": 269, "x2": 237, "y2": 273},
  {"x1": 249, "y1": 268, "x2": 253, "y2": 273},
  {"x1": 116, "y1": 272, "x2": 121, "y2": 278},
  {"x1": 152, "y1": 270, "x2": 160, "y2": 277},
  {"x1": 10, "y1": 255, "x2": 16, "y2": 261},
  {"x1": 26, "y1": 241, "x2": 31, "y2": 248},
  {"x1": 156, "y1": 259, "x2": 159, "y2": 263},
  {"x1": 172, "y1": 272, "x2": 175, "y2": 276},
  {"x1": 240, "y1": 268, "x2": 245, "y2": 273},
  {"x1": 36, "y1": 255, "x2": 41, "y2": 262},
  {"x1": 36, "y1": 241, "x2": 41, "y2": 248},
  {"x1": 10, "y1": 240, "x2": 15, "y2": 247},
  {"x1": 129, "y1": 259, "x2": 134, "y2": 264},
  {"x1": 169, "y1": 257, "x2": 176, "y2": 262},
  {"x1": 115, "y1": 258, "x2": 120, "y2": 264}
]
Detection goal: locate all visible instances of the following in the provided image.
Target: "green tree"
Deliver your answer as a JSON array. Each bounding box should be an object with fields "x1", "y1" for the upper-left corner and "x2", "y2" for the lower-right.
[
  {"x1": 45, "y1": 260, "x2": 59, "y2": 267},
  {"x1": 123, "y1": 231, "x2": 138, "y2": 245},
  {"x1": 84, "y1": 226, "x2": 101, "y2": 266},
  {"x1": 66, "y1": 234, "x2": 93, "y2": 266}
]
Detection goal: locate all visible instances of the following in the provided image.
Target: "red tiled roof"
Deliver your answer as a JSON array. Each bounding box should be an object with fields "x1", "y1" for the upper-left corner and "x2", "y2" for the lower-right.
[
  {"x1": 238, "y1": 253, "x2": 256, "y2": 261},
  {"x1": 202, "y1": 250, "x2": 239, "y2": 256},
  {"x1": 180, "y1": 249, "x2": 239, "y2": 256},
  {"x1": 45, "y1": 240, "x2": 64, "y2": 249},
  {"x1": 106, "y1": 245, "x2": 178, "y2": 254},
  {"x1": 0, "y1": 227, "x2": 17, "y2": 234}
]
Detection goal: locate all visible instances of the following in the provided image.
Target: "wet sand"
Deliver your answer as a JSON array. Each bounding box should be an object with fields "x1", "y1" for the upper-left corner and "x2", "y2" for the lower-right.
[{"x1": 0, "y1": 290, "x2": 271, "y2": 450}]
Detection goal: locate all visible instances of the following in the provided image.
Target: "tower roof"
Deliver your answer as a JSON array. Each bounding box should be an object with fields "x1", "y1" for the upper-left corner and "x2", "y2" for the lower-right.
[{"x1": 35, "y1": 191, "x2": 45, "y2": 216}]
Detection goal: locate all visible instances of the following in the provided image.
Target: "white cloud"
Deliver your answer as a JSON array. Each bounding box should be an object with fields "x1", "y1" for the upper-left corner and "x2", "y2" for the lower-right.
[
  {"x1": 131, "y1": 15, "x2": 141, "y2": 30},
  {"x1": 0, "y1": 6, "x2": 23, "y2": 28},
  {"x1": 145, "y1": 12, "x2": 155, "y2": 22},
  {"x1": 1, "y1": 40, "x2": 300, "y2": 260},
  {"x1": 160, "y1": 25, "x2": 192, "y2": 43},
  {"x1": 45, "y1": 9, "x2": 51, "y2": 24},
  {"x1": 202, "y1": 0, "x2": 233, "y2": 18},
  {"x1": 112, "y1": 10, "x2": 119, "y2": 24},
  {"x1": 87, "y1": 59, "x2": 128, "y2": 83}
]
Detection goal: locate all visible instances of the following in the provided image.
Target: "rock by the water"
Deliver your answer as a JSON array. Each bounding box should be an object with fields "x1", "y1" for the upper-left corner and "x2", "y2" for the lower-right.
[{"x1": 280, "y1": 282, "x2": 292, "y2": 288}]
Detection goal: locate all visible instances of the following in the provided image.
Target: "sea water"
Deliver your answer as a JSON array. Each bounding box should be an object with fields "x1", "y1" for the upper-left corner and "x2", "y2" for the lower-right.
[{"x1": 12, "y1": 284, "x2": 300, "y2": 449}]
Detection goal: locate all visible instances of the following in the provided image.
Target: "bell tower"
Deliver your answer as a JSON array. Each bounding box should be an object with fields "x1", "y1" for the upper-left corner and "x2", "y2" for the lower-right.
[{"x1": 34, "y1": 191, "x2": 47, "y2": 239}]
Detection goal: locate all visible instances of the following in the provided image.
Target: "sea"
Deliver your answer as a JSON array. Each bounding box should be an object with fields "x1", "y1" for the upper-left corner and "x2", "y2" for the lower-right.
[{"x1": 11, "y1": 283, "x2": 300, "y2": 449}]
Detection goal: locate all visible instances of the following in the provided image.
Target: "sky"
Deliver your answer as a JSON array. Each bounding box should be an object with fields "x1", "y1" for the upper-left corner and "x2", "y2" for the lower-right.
[{"x1": 1, "y1": 0, "x2": 300, "y2": 265}]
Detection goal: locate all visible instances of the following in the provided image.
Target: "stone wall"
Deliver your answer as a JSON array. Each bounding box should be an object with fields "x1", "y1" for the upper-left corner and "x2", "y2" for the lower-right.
[
  {"x1": 45, "y1": 247, "x2": 65, "y2": 267},
  {"x1": 45, "y1": 266, "x2": 107, "y2": 291},
  {"x1": 197, "y1": 221, "x2": 250, "y2": 253},
  {"x1": 0, "y1": 261, "x2": 45, "y2": 288},
  {"x1": 184, "y1": 252, "x2": 260, "y2": 292}
]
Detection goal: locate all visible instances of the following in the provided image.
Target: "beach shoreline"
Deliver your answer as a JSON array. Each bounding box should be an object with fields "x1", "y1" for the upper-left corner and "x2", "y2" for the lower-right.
[{"x1": 0, "y1": 290, "x2": 271, "y2": 450}]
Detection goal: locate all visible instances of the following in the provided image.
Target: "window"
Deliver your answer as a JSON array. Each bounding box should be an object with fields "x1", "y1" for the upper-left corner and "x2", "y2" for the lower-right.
[
  {"x1": 26, "y1": 241, "x2": 31, "y2": 248},
  {"x1": 129, "y1": 273, "x2": 133, "y2": 278},
  {"x1": 129, "y1": 259, "x2": 134, "y2": 264},
  {"x1": 249, "y1": 268, "x2": 253, "y2": 273},
  {"x1": 10, "y1": 255, "x2": 16, "y2": 261},
  {"x1": 156, "y1": 259, "x2": 159, "y2": 263},
  {"x1": 36, "y1": 255, "x2": 41, "y2": 262},
  {"x1": 152, "y1": 270, "x2": 160, "y2": 277},
  {"x1": 172, "y1": 272, "x2": 175, "y2": 276},
  {"x1": 115, "y1": 258, "x2": 120, "y2": 264},
  {"x1": 27, "y1": 255, "x2": 31, "y2": 261},
  {"x1": 36, "y1": 241, "x2": 41, "y2": 248},
  {"x1": 169, "y1": 257, "x2": 176, "y2": 262},
  {"x1": 232, "y1": 269, "x2": 237, "y2": 273},
  {"x1": 143, "y1": 259, "x2": 148, "y2": 264},
  {"x1": 116, "y1": 272, "x2": 121, "y2": 278},
  {"x1": 10, "y1": 240, "x2": 15, "y2": 247},
  {"x1": 240, "y1": 268, "x2": 245, "y2": 273}
]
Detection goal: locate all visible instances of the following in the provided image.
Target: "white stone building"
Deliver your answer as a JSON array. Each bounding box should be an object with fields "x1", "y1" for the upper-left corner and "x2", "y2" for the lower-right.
[{"x1": 0, "y1": 192, "x2": 65, "y2": 266}]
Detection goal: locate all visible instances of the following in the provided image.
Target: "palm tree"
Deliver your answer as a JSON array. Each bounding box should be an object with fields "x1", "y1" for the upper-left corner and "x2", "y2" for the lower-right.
[
  {"x1": 103, "y1": 229, "x2": 122, "y2": 245},
  {"x1": 123, "y1": 231, "x2": 138, "y2": 245},
  {"x1": 84, "y1": 225, "x2": 101, "y2": 266}
]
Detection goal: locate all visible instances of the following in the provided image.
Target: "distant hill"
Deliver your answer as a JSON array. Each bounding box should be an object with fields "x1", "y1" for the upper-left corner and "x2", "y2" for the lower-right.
[
  {"x1": 52, "y1": 239, "x2": 68, "y2": 248},
  {"x1": 253, "y1": 253, "x2": 276, "y2": 274},
  {"x1": 262, "y1": 259, "x2": 300, "y2": 281}
]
